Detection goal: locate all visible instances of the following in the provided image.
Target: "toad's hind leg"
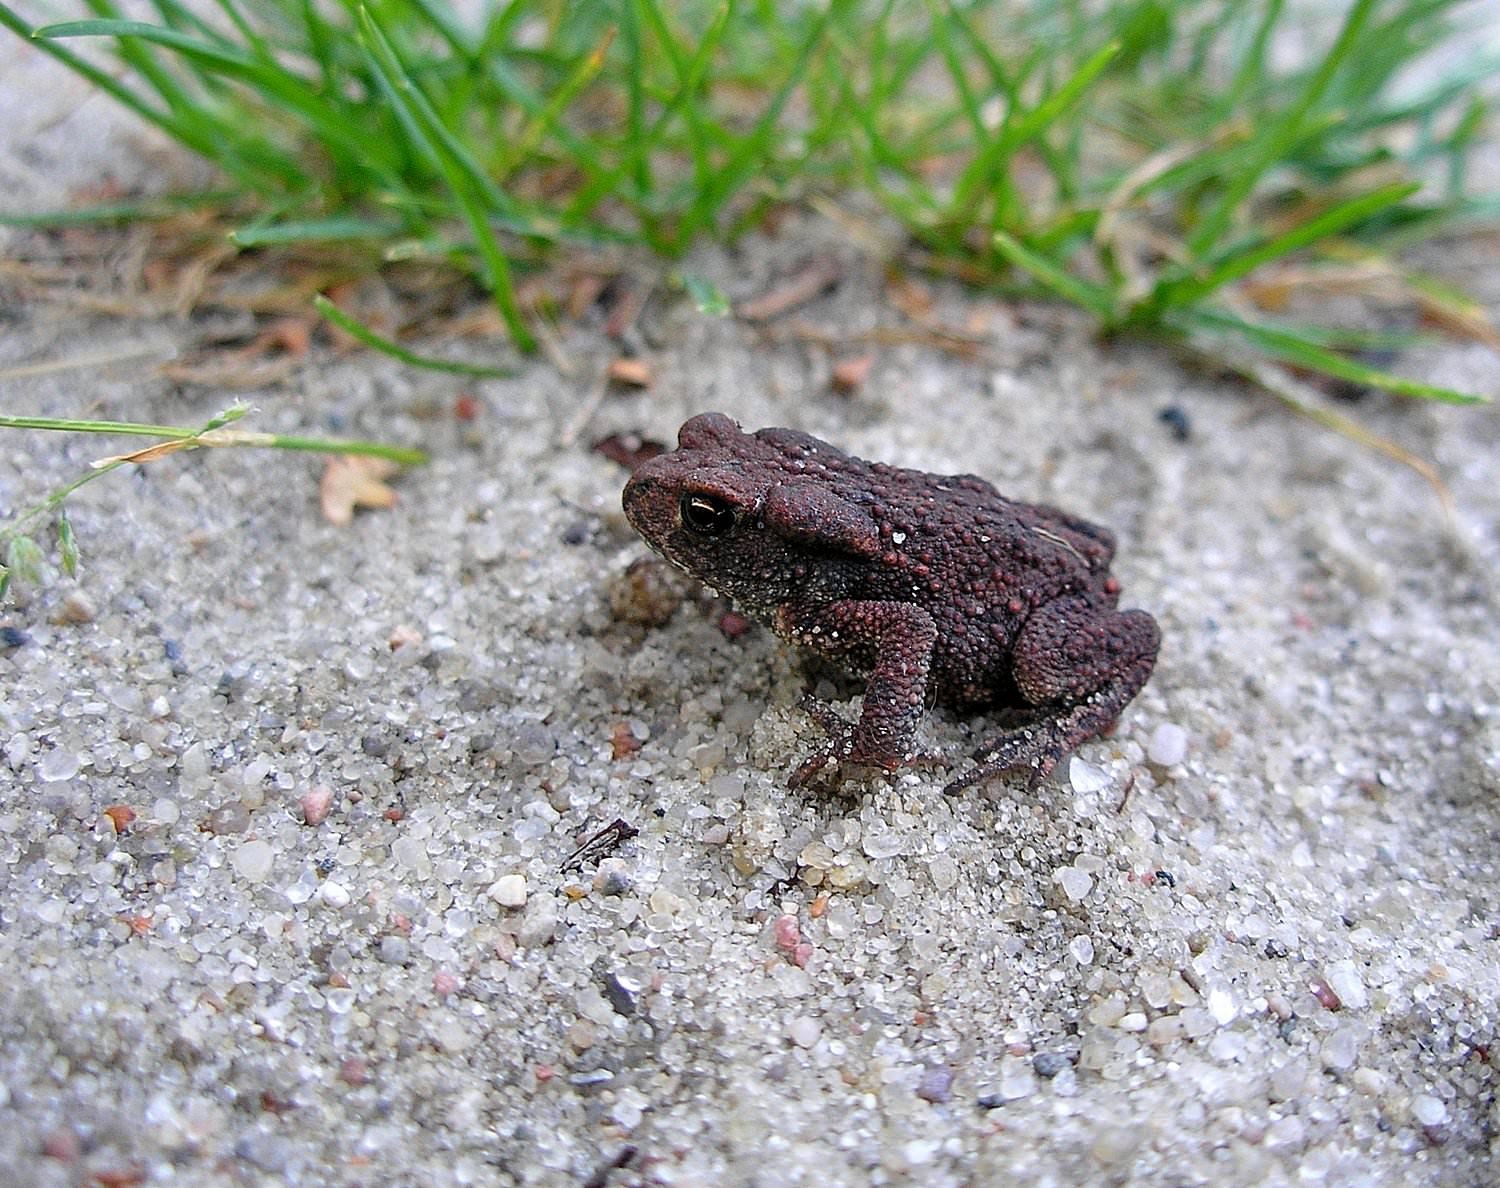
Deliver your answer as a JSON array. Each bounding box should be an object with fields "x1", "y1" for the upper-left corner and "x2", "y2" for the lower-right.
[{"x1": 949, "y1": 597, "x2": 1159, "y2": 793}]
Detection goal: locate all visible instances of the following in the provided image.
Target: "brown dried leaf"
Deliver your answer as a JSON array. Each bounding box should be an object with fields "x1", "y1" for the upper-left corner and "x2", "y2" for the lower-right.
[
  {"x1": 606, "y1": 357, "x2": 654, "y2": 388},
  {"x1": 320, "y1": 456, "x2": 401, "y2": 526},
  {"x1": 591, "y1": 432, "x2": 666, "y2": 471}
]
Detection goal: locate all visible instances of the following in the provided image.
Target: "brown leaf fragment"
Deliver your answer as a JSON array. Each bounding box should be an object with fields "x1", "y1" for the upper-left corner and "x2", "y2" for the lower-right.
[
  {"x1": 736, "y1": 255, "x2": 844, "y2": 321},
  {"x1": 320, "y1": 456, "x2": 401, "y2": 526},
  {"x1": 94, "y1": 438, "x2": 196, "y2": 467},
  {"x1": 591, "y1": 432, "x2": 666, "y2": 471},
  {"x1": 606, "y1": 357, "x2": 654, "y2": 388},
  {"x1": 831, "y1": 354, "x2": 874, "y2": 395}
]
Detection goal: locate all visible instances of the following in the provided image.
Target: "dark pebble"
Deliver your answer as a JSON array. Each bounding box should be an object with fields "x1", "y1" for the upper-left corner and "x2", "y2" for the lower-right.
[
  {"x1": 596, "y1": 966, "x2": 637, "y2": 1017},
  {"x1": 1157, "y1": 405, "x2": 1191, "y2": 442},
  {"x1": 1033, "y1": 1052, "x2": 1071, "y2": 1078},
  {"x1": 915, "y1": 1065, "x2": 953, "y2": 1103}
]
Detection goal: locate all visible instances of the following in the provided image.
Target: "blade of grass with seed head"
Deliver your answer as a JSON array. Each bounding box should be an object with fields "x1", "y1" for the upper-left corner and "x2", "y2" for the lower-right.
[{"x1": 0, "y1": 410, "x2": 428, "y2": 464}]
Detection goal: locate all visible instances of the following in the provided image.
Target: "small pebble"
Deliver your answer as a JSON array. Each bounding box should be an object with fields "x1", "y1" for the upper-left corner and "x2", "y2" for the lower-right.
[
  {"x1": 300, "y1": 785, "x2": 334, "y2": 826},
  {"x1": 1207, "y1": 988, "x2": 1238, "y2": 1025},
  {"x1": 488, "y1": 874, "x2": 528, "y2": 907},
  {"x1": 1032, "y1": 1052, "x2": 1070, "y2": 1079},
  {"x1": 1411, "y1": 1093, "x2": 1448, "y2": 1126},
  {"x1": 378, "y1": 936, "x2": 410, "y2": 965},
  {"x1": 38, "y1": 749, "x2": 80, "y2": 783},
  {"x1": 55, "y1": 591, "x2": 96, "y2": 624},
  {"x1": 1068, "y1": 935, "x2": 1095, "y2": 965},
  {"x1": 1147, "y1": 722, "x2": 1188, "y2": 767},
  {"x1": 231, "y1": 839, "x2": 274, "y2": 883},
  {"x1": 915, "y1": 1065, "x2": 953, "y2": 1104},
  {"x1": 1325, "y1": 960, "x2": 1369, "y2": 1010},
  {"x1": 1068, "y1": 757, "x2": 1110, "y2": 793},
  {"x1": 318, "y1": 881, "x2": 351, "y2": 909},
  {"x1": 1056, "y1": 867, "x2": 1093, "y2": 902},
  {"x1": 786, "y1": 1016, "x2": 821, "y2": 1048},
  {"x1": 517, "y1": 896, "x2": 558, "y2": 947},
  {"x1": 1321, "y1": 1025, "x2": 1360, "y2": 1070}
]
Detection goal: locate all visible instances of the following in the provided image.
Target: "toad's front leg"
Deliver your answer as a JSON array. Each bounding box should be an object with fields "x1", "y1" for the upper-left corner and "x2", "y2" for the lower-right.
[{"x1": 774, "y1": 600, "x2": 938, "y2": 785}]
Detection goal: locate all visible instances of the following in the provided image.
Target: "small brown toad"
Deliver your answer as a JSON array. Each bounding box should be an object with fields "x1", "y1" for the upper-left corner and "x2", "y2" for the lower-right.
[{"x1": 622, "y1": 413, "x2": 1160, "y2": 791}]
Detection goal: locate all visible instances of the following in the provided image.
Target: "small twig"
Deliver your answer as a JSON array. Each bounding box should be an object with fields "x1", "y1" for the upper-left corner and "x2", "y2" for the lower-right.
[
  {"x1": 559, "y1": 818, "x2": 639, "y2": 875},
  {"x1": 736, "y1": 255, "x2": 844, "y2": 321},
  {"x1": 557, "y1": 370, "x2": 611, "y2": 448}
]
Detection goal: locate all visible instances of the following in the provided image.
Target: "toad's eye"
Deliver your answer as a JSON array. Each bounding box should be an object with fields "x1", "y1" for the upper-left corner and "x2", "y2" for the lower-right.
[{"x1": 680, "y1": 492, "x2": 736, "y2": 536}]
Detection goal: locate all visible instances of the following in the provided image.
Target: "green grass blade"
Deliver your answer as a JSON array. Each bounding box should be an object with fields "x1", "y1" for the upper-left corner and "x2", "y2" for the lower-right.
[
  {"x1": 0, "y1": 191, "x2": 239, "y2": 226},
  {"x1": 228, "y1": 216, "x2": 404, "y2": 246},
  {"x1": 621, "y1": 0, "x2": 650, "y2": 198},
  {"x1": 354, "y1": 6, "x2": 535, "y2": 350},
  {"x1": 1182, "y1": 307, "x2": 1487, "y2": 404},
  {"x1": 949, "y1": 40, "x2": 1120, "y2": 227},
  {"x1": 1217, "y1": 0, "x2": 1285, "y2": 120},
  {"x1": 497, "y1": 28, "x2": 613, "y2": 184},
  {"x1": 1152, "y1": 180, "x2": 1423, "y2": 311},
  {"x1": 314, "y1": 295, "x2": 516, "y2": 378},
  {"x1": 1188, "y1": 0, "x2": 1381, "y2": 257},
  {"x1": 993, "y1": 230, "x2": 1116, "y2": 322},
  {"x1": 675, "y1": 0, "x2": 841, "y2": 248},
  {"x1": 923, "y1": 0, "x2": 987, "y2": 144}
]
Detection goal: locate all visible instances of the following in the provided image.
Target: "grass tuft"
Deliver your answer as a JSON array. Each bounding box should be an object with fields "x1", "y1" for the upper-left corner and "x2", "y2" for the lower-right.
[{"x1": 1, "y1": 0, "x2": 1495, "y2": 388}]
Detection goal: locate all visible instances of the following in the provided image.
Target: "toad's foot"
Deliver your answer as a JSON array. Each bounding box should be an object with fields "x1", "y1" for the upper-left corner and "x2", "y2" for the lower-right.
[
  {"x1": 944, "y1": 696, "x2": 1120, "y2": 795},
  {"x1": 788, "y1": 695, "x2": 944, "y2": 790}
]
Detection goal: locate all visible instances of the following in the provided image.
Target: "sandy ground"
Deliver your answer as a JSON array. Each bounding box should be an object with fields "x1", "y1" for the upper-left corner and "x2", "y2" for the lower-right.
[{"x1": 2, "y1": 21, "x2": 1499, "y2": 1188}]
